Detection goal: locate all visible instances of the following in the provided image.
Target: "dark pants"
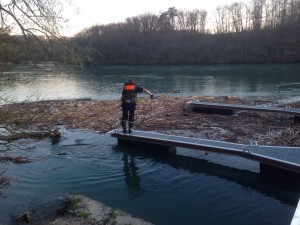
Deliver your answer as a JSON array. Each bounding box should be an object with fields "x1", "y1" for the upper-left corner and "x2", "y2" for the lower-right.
[{"x1": 122, "y1": 103, "x2": 136, "y2": 128}]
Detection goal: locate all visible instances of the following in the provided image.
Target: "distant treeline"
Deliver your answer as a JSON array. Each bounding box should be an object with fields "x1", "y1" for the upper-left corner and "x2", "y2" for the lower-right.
[{"x1": 1, "y1": 0, "x2": 300, "y2": 65}]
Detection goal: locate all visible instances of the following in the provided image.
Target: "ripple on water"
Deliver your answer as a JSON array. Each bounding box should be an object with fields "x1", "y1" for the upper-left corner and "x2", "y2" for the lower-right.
[{"x1": 0, "y1": 129, "x2": 298, "y2": 225}]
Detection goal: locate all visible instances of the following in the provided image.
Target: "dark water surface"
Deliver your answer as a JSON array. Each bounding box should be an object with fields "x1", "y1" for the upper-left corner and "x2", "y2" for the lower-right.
[
  {"x1": 0, "y1": 64, "x2": 300, "y2": 224},
  {"x1": 0, "y1": 129, "x2": 299, "y2": 225},
  {"x1": 0, "y1": 64, "x2": 300, "y2": 102}
]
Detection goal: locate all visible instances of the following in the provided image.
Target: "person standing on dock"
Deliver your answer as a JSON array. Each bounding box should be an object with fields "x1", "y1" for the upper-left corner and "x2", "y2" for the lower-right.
[{"x1": 121, "y1": 78, "x2": 154, "y2": 133}]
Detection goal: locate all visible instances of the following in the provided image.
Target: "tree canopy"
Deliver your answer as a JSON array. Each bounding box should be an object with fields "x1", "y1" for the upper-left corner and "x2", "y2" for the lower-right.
[
  {"x1": 0, "y1": 0, "x2": 79, "y2": 65},
  {"x1": 1, "y1": 0, "x2": 300, "y2": 65},
  {"x1": 70, "y1": 1, "x2": 300, "y2": 64}
]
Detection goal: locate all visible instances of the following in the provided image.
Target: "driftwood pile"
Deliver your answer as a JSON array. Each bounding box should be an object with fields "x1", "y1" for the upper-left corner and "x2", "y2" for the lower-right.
[{"x1": 0, "y1": 96, "x2": 299, "y2": 147}]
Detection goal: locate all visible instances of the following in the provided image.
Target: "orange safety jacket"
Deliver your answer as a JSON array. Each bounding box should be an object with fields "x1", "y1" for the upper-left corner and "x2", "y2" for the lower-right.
[{"x1": 121, "y1": 83, "x2": 137, "y2": 104}]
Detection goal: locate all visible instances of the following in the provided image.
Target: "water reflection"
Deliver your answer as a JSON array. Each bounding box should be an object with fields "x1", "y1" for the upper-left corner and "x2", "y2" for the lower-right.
[
  {"x1": 115, "y1": 145, "x2": 300, "y2": 206},
  {"x1": 0, "y1": 130, "x2": 298, "y2": 225},
  {"x1": 122, "y1": 152, "x2": 143, "y2": 197}
]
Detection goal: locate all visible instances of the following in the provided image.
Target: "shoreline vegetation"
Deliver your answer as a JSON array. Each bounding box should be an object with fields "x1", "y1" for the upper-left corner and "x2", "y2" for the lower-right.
[
  {"x1": 1, "y1": 95, "x2": 300, "y2": 224},
  {"x1": 1, "y1": 1, "x2": 300, "y2": 65}
]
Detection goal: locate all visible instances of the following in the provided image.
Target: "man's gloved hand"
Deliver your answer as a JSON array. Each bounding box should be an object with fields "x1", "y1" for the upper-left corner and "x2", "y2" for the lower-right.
[{"x1": 150, "y1": 94, "x2": 154, "y2": 99}]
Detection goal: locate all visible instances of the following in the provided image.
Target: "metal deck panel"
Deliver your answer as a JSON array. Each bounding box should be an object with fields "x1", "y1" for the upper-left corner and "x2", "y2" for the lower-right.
[
  {"x1": 250, "y1": 146, "x2": 300, "y2": 164},
  {"x1": 291, "y1": 198, "x2": 300, "y2": 225},
  {"x1": 110, "y1": 130, "x2": 300, "y2": 173},
  {"x1": 187, "y1": 101, "x2": 300, "y2": 116}
]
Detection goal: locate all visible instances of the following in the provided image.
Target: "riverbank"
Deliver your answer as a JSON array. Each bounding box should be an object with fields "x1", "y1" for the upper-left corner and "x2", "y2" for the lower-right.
[
  {"x1": 15, "y1": 194, "x2": 155, "y2": 225},
  {"x1": 1, "y1": 95, "x2": 299, "y2": 146},
  {"x1": 1, "y1": 95, "x2": 300, "y2": 224}
]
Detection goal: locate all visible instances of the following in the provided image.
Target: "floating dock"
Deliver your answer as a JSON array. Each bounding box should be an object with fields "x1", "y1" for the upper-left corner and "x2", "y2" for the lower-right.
[
  {"x1": 111, "y1": 129, "x2": 300, "y2": 225},
  {"x1": 110, "y1": 130, "x2": 300, "y2": 176},
  {"x1": 291, "y1": 198, "x2": 300, "y2": 225},
  {"x1": 187, "y1": 100, "x2": 300, "y2": 121}
]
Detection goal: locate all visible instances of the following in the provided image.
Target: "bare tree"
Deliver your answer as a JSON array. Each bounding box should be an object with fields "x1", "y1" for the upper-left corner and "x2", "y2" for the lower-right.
[
  {"x1": 187, "y1": 9, "x2": 199, "y2": 31},
  {"x1": 177, "y1": 10, "x2": 187, "y2": 30},
  {"x1": 139, "y1": 13, "x2": 159, "y2": 33},
  {"x1": 199, "y1": 9, "x2": 208, "y2": 33},
  {"x1": 228, "y1": 2, "x2": 244, "y2": 32},
  {"x1": 176, "y1": 9, "x2": 207, "y2": 32},
  {"x1": 168, "y1": 7, "x2": 178, "y2": 30},
  {"x1": 251, "y1": 0, "x2": 265, "y2": 30},
  {"x1": 159, "y1": 7, "x2": 178, "y2": 31},
  {"x1": 214, "y1": 5, "x2": 231, "y2": 33},
  {"x1": 289, "y1": 0, "x2": 300, "y2": 24},
  {"x1": 0, "y1": 0, "x2": 75, "y2": 64},
  {"x1": 125, "y1": 16, "x2": 142, "y2": 33}
]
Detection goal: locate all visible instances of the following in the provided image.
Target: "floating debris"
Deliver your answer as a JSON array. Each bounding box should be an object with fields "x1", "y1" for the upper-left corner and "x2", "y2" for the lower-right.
[
  {"x1": 0, "y1": 96, "x2": 299, "y2": 147},
  {"x1": 49, "y1": 128, "x2": 62, "y2": 144},
  {"x1": 0, "y1": 132, "x2": 46, "y2": 142},
  {"x1": 49, "y1": 129, "x2": 61, "y2": 139},
  {"x1": 0, "y1": 170, "x2": 9, "y2": 195},
  {"x1": 0, "y1": 156, "x2": 32, "y2": 164}
]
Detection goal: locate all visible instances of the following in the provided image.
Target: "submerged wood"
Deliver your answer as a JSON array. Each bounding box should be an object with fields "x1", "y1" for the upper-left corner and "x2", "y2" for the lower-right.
[
  {"x1": 0, "y1": 156, "x2": 32, "y2": 164},
  {"x1": 0, "y1": 170, "x2": 9, "y2": 195}
]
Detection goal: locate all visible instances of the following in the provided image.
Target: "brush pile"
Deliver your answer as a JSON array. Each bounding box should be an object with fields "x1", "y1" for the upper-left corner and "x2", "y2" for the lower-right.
[{"x1": 0, "y1": 96, "x2": 299, "y2": 147}]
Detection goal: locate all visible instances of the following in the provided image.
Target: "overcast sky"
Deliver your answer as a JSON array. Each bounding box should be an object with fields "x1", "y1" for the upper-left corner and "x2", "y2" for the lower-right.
[{"x1": 64, "y1": 0, "x2": 245, "y2": 36}]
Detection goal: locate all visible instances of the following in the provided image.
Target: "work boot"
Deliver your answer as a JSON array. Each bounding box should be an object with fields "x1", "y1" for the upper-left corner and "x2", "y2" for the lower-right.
[
  {"x1": 121, "y1": 120, "x2": 127, "y2": 133},
  {"x1": 128, "y1": 122, "x2": 134, "y2": 134}
]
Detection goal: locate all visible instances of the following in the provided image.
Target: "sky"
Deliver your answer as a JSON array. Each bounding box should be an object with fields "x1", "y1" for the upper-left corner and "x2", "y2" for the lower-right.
[{"x1": 64, "y1": 0, "x2": 244, "y2": 36}]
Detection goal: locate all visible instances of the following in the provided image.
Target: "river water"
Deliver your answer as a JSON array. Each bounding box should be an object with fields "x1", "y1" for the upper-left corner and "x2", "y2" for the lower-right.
[
  {"x1": 0, "y1": 64, "x2": 300, "y2": 224},
  {"x1": 1, "y1": 64, "x2": 300, "y2": 102}
]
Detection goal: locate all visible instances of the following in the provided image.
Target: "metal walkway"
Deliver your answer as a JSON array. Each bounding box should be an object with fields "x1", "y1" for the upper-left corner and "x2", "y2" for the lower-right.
[
  {"x1": 187, "y1": 100, "x2": 300, "y2": 119},
  {"x1": 110, "y1": 130, "x2": 300, "y2": 174},
  {"x1": 291, "y1": 198, "x2": 300, "y2": 225}
]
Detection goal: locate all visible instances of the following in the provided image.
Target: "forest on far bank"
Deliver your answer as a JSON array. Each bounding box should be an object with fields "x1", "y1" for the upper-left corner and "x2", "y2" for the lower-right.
[{"x1": 1, "y1": 0, "x2": 300, "y2": 65}]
